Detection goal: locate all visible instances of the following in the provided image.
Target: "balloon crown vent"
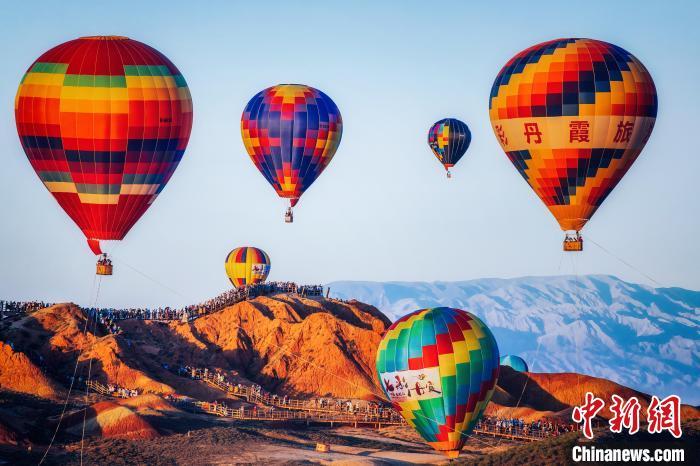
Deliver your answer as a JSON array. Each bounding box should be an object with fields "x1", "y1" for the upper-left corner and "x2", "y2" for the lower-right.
[{"x1": 80, "y1": 36, "x2": 130, "y2": 41}]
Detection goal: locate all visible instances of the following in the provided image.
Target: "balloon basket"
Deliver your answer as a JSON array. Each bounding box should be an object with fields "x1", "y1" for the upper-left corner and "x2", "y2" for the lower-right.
[
  {"x1": 284, "y1": 207, "x2": 294, "y2": 223},
  {"x1": 96, "y1": 263, "x2": 113, "y2": 275},
  {"x1": 96, "y1": 254, "x2": 113, "y2": 275},
  {"x1": 446, "y1": 170, "x2": 452, "y2": 179},
  {"x1": 563, "y1": 233, "x2": 583, "y2": 252}
]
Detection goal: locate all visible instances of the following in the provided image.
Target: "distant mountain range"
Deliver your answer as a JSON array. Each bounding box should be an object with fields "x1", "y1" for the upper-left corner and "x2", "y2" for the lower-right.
[{"x1": 327, "y1": 275, "x2": 700, "y2": 405}]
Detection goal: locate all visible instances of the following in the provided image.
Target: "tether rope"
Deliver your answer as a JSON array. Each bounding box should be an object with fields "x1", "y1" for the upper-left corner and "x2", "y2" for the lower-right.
[
  {"x1": 80, "y1": 275, "x2": 103, "y2": 466},
  {"x1": 570, "y1": 254, "x2": 586, "y2": 409},
  {"x1": 585, "y1": 235, "x2": 662, "y2": 287},
  {"x1": 110, "y1": 254, "x2": 194, "y2": 302},
  {"x1": 38, "y1": 275, "x2": 98, "y2": 465},
  {"x1": 495, "y1": 248, "x2": 566, "y2": 446}
]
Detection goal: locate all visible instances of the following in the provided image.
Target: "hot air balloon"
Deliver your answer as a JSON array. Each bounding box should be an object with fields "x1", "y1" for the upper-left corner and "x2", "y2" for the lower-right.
[
  {"x1": 224, "y1": 247, "x2": 271, "y2": 287},
  {"x1": 15, "y1": 36, "x2": 193, "y2": 274},
  {"x1": 489, "y1": 39, "x2": 657, "y2": 251},
  {"x1": 428, "y1": 118, "x2": 471, "y2": 178},
  {"x1": 376, "y1": 307, "x2": 499, "y2": 458},
  {"x1": 500, "y1": 355, "x2": 528, "y2": 372},
  {"x1": 241, "y1": 84, "x2": 343, "y2": 223}
]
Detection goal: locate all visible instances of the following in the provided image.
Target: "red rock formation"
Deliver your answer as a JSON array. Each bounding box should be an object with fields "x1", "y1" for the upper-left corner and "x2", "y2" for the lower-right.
[
  {"x1": 63, "y1": 401, "x2": 159, "y2": 440},
  {"x1": 0, "y1": 342, "x2": 59, "y2": 399},
  {"x1": 487, "y1": 366, "x2": 700, "y2": 421},
  {"x1": 3, "y1": 299, "x2": 696, "y2": 425}
]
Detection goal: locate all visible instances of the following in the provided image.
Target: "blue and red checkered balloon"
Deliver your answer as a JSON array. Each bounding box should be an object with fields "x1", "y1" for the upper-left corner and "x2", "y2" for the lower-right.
[{"x1": 241, "y1": 84, "x2": 342, "y2": 208}]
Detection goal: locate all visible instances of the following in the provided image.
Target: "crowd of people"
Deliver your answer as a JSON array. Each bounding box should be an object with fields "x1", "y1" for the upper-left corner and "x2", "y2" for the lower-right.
[
  {"x1": 564, "y1": 232, "x2": 583, "y2": 244},
  {"x1": 0, "y1": 300, "x2": 51, "y2": 317},
  {"x1": 81, "y1": 281, "x2": 325, "y2": 334},
  {"x1": 1, "y1": 282, "x2": 324, "y2": 331},
  {"x1": 296, "y1": 284, "x2": 324, "y2": 297},
  {"x1": 86, "y1": 379, "x2": 142, "y2": 398},
  {"x1": 180, "y1": 366, "x2": 403, "y2": 422},
  {"x1": 91, "y1": 311, "x2": 124, "y2": 334},
  {"x1": 477, "y1": 416, "x2": 578, "y2": 437},
  {"x1": 97, "y1": 254, "x2": 113, "y2": 267}
]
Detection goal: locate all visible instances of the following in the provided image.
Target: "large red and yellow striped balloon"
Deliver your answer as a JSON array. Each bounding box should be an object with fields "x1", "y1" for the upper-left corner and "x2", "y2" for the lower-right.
[
  {"x1": 489, "y1": 38, "x2": 657, "y2": 234},
  {"x1": 15, "y1": 36, "x2": 193, "y2": 255},
  {"x1": 224, "y1": 246, "x2": 271, "y2": 287}
]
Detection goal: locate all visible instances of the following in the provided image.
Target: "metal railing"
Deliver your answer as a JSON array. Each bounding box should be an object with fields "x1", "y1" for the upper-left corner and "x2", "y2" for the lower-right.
[
  {"x1": 188, "y1": 401, "x2": 401, "y2": 426},
  {"x1": 195, "y1": 372, "x2": 402, "y2": 423},
  {"x1": 84, "y1": 377, "x2": 552, "y2": 442}
]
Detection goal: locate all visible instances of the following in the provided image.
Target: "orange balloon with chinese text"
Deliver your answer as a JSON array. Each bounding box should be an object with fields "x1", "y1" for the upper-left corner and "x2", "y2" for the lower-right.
[{"x1": 489, "y1": 38, "x2": 657, "y2": 238}]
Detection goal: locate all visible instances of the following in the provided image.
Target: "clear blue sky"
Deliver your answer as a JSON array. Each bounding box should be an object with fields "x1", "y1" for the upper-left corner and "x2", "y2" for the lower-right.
[{"x1": 1, "y1": 0, "x2": 698, "y2": 307}]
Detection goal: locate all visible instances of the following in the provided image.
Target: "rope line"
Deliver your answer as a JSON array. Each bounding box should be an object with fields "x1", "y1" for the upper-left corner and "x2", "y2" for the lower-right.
[
  {"x1": 38, "y1": 276, "x2": 98, "y2": 465},
  {"x1": 80, "y1": 275, "x2": 103, "y2": 466},
  {"x1": 495, "y1": 248, "x2": 569, "y2": 446},
  {"x1": 110, "y1": 254, "x2": 194, "y2": 302},
  {"x1": 585, "y1": 236, "x2": 662, "y2": 287},
  {"x1": 570, "y1": 254, "x2": 585, "y2": 408}
]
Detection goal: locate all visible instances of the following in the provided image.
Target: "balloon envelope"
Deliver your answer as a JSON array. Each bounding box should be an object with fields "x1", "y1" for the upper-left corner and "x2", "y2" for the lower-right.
[
  {"x1": 376, "y1": 307, "x2": 499, "y2": 458},
  {"x1": 15, "y1": 36, "x2": 193, "y2": 255},
  {"x1": 499, "y1": 355, "x2": 529, "y2": 372},
  {"x1": 225, "y1": 247, "x2": 271, "y2": 287},
  {"x1": 241, "y1": 84, "x2": 342, "y2": 208},
  {"x1": 489, "y1": 38, "x2": 657, "y2": 232},
  {"x1": 428, "y1": 118, "x2": 471, "y2": 171}
]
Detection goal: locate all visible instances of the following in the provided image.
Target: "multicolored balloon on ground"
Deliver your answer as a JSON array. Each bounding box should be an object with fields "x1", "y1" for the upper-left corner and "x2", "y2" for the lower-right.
[
  {"x1": 15, "y1": 36, "x2": 193, "y2": 256},
  {"x1": 240, "y1": 84, "x2": 342, "y2": 219},
  {"x1": 500, "y1": 355, "x2": 528, "y2": 372},
  {"x1": 224, "y1": 247, "x2": 271, "y2": 287},
  {"x1": 376, "y1": 307, "x2": 500, "y2": 458},
  {"x1": 428, "y1": 118, "x2": 471, "y2": 177},
  {"x1": 489, "y1": 38, "x2": 657, "y2": 244}
]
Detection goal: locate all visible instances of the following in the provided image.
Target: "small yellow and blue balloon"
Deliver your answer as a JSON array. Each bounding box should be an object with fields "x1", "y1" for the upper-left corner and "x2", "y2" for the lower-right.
[
  {"x1": 500, "y1": 354, "x2": 528, "y2": 372},
  {"x1": 376, "y1": 307, "x2": 499, "y2": 458},
  {"x1": 427, "y1": 118, "x2": 471, "y2": 177},
  {"x1": 224, "y1": 247, "x2": 271, "y2": 287}
]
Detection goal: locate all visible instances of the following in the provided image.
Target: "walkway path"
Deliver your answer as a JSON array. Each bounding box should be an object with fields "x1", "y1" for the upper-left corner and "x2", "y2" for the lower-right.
[{"x1": 86, "y1": 377, "x2": 549, "y2": 442}]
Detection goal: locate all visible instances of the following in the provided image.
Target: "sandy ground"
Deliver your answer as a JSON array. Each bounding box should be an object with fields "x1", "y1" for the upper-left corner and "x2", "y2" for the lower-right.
[
  {"x1": 0, "y1": 407, "x2": 520, "y2": 465},
  {"x1": 200, "y1": 426, "x2": 449, "y2": 465},
  {"x1": 204, "y1": 442, "x2": 447, "y2": 465}
]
